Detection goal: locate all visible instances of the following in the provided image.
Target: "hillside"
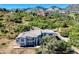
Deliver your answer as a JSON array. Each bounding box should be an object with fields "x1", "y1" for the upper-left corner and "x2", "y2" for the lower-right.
[
  {"x1": 0, "y1": 5, "x2": 79, "y2": 54},
  {"x1": 66, "y1": 4, "x2": 79, "y2": 11}
]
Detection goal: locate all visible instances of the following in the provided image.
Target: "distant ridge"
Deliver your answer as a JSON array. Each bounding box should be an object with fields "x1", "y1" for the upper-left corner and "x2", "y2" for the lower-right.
[{"x1": 66, "y1": 4, "x2": 79, "y2": 11}]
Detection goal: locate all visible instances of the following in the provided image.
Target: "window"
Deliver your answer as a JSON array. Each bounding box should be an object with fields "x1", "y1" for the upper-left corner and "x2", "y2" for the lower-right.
[
  {"x1": 49, "y1": 33, "x2": 53, "y2": 35},
  {"x1": 21, "y1": 43, "x2": 25, "y2": 47},
  {"x1": 21, "y1": 39, "x2": 24, "y2": 42}
]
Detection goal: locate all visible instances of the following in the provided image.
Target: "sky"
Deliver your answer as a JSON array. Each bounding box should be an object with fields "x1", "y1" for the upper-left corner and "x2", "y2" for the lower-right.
[{"x1": 0, "y1": 4, "x2": 69, "y2": 9}]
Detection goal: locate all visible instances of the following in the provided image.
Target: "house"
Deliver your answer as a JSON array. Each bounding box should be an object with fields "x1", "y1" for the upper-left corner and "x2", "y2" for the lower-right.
[
  {"x1": 16, "y1": 29, "x2": 55, "y2": 47},
  {"x1": 45, "y1": 8, "x2": 56, "y2": 16},
  {"x1": 16, "y1": 30, "x2": 42, "y2": 47},
  {"x1": 42, "y1": 29, "x2": 55, "y2": 36},
  {"x1": 36, "y1": 9, "x2": 45, "y2": 16}
]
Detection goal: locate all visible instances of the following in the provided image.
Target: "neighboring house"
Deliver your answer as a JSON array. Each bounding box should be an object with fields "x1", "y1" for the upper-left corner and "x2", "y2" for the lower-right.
[
  {"x1": 59, "y1": 10, "x2": 66, "y2": 14},
  {"x1": 36, "y1": 9, "x2": 45, "y2": 16},
  {"x1": 16, "y1": 29, "x2": 56, "y2": 47},
  {"x1": 45, "y1": 8, "x2": 55, "y2": 15}
]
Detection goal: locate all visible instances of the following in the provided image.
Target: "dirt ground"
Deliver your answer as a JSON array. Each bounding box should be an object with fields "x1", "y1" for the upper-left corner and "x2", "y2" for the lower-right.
[{"x1": 0, "y1": 39, "x2": 36, "y2": 54}]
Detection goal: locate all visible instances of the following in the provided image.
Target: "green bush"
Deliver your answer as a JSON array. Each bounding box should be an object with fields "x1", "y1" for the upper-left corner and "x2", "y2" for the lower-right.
[
  {"x1": 10, "y1": 15, "x2": 22, "y2": 23},
  {"x1": 68, "y1": 24, "x2": 79, "y2": 48},
  {"x1": 36, "y1": 36, "x2": 75, "y2": 54},
  {"x1": 15, "y1": 25, "x2": 31, "y2": 32}
]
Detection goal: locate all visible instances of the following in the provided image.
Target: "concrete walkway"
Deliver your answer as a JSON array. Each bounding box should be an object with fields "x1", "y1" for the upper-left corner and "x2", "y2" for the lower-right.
[{"x1": 54, "y1": 32, "x2": 69, "y2": 42}]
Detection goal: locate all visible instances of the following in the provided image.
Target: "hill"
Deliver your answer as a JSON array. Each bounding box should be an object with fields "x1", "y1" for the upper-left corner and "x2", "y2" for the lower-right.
[
  {"x1": 66, "y1": 4, "x2": 79, "y2": 11},
  {"x1": 0, "y1": 5, "x2": 79, "y2": 54}
]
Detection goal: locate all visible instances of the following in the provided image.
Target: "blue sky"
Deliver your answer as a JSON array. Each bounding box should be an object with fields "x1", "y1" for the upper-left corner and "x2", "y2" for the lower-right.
[{"x1": 0, "y1": 4, "x2": 69, "y2": 9}]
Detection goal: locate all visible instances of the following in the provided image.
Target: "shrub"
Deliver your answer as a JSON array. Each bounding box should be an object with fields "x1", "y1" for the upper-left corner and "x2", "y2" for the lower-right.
[
  {"x1": 10, "y1": 15, "x2": 22, "y2": 23},
  {"x1": 36, "y1": 36, "x2": 75, "y2": 54}
]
